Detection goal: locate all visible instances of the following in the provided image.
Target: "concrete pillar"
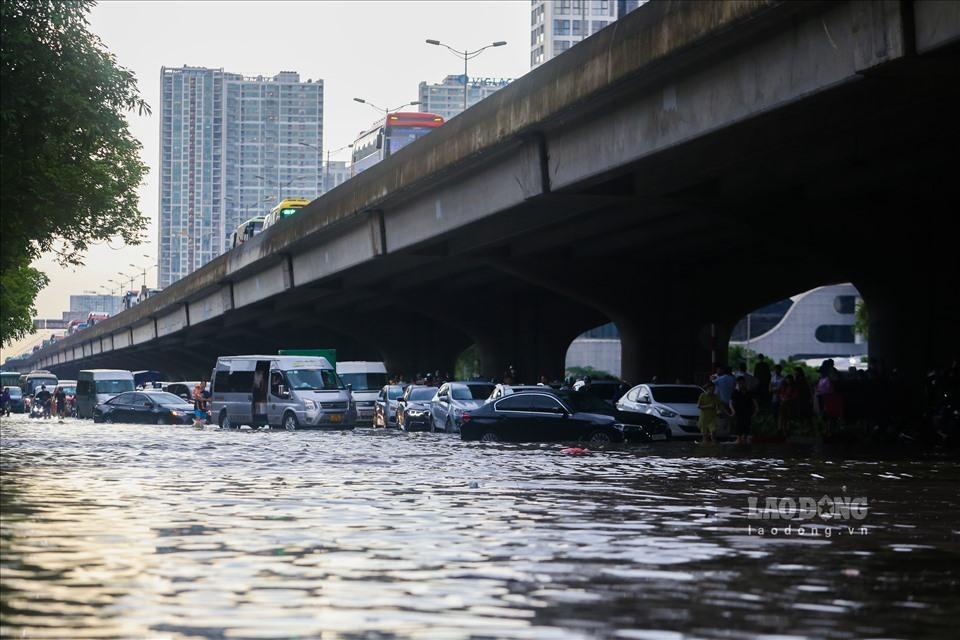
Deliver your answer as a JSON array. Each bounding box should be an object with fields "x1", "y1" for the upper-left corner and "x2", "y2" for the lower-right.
[{"x1": 617, "y1": 313, "x2": 733, "y2": 385}]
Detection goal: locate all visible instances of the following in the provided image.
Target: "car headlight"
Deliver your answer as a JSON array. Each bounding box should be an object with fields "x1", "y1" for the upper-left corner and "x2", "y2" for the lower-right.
[
  {"x1": 170, "y1": 410, "x2": 184, "y2": 417},
  {"x1": 304, "y1": 400, "x2": 317, "y2": 410},
  {"x1": 408, "y1": 409, "x2": 427, "y2": 417},
  {"x1": 654, "y1": 406, "x2": 678, "y2": 418}
]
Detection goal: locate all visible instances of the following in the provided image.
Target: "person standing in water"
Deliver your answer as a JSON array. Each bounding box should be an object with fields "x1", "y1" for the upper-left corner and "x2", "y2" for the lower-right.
[{"x1": 697, "y1": 381, "x2": 723, "y2": 443}]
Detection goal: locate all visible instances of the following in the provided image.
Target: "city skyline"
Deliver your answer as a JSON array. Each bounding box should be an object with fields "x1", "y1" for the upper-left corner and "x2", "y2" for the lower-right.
[{"x1": 25, "y1": 1, "x2": 528, "y2": 325}]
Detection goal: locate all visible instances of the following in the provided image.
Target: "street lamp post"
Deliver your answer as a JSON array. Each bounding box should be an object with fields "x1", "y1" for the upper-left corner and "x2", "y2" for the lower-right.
[
  {"x1": 129, "y1": 263, "x2": 157, "y2": 288},
  {"x1": 352, "y1": 97, "x2": 420, "y2": 118},
  {"x1": 425, "y1": 39, "x2": 506, "y2": 113}
]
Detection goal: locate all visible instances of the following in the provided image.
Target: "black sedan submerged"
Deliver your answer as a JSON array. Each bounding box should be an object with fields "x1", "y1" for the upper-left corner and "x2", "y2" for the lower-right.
[
  {"x1": 459, "y1": 391, "x2": 625, "y2": 444},
  {"x1": 93, "y1": 391, "x2": 195, "y2": 425}
]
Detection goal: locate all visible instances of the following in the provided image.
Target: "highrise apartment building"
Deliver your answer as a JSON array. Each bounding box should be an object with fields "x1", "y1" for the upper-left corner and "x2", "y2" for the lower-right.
[
  {"x1": 418, "y1": 75, "x2": 512, "y2": 121},
  {"x1": 159, "y1": 67, "x2": 323, "y2": 287},
  {"x1": 530, "y1": 0, "x2": 644, "y2": 68}
]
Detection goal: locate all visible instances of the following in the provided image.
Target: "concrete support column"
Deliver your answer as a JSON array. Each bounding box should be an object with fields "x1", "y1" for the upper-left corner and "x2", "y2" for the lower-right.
[
  {"x1": 858, "y1": 266, "x2": 960, "y2": 380},
  {"x1": 617, "y1": 313, "x2": 733, "y2": 385}
]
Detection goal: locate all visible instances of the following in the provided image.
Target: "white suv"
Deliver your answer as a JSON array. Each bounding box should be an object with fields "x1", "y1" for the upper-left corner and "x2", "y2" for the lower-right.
[{"x1": 616, "y1": 384, "x2": 703, "y2": 438}]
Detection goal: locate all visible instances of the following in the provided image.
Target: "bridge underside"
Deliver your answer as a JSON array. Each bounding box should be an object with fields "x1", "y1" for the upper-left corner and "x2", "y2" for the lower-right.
[{"x1": 30, "y1": 2, "x2": 959, "y2": 416}]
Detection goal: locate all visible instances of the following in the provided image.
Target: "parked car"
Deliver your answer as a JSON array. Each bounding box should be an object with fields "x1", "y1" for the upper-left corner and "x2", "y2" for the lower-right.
[
  {"x1": 430, "y1": 381, "x2": 496, "y2": 432},
  {"x1": 93, "y1": 391, "x2": 194, "y2": 425},
  {"x1": 555, "y1": 389, "x2": 670, "y2": 442},
  {"x1": 374, "y1": 384, "x2": 407, "y2": 428},
  {"x1": 460, "y1": 390, "x2": 625, "y2": 444},
  {"x1": 487, "y1": 384, "x2": 544, "y2": 401},
  {"x1": 4, "y1": 386, "x2": 25, "y2": 413},
  {"x1": 616, "y1": 384, "x2": 704, "y2": 438},
  {"x1": 576, "y1": 379, "x2": 630, "y2": 406},
  {"x1": 397, "y1": 385, "x2": 437, "y2": 432},
  {"x1": 165, "y1": 381, "x2": 199, "y2": 402}
]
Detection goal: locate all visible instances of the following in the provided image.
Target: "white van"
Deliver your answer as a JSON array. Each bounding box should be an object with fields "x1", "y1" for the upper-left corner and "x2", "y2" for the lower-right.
[
  {"x1": 210, "y1": 355, "x2": 355, "y2": 430},
  {"x1": 335, "y1": 361, "x2": 388, "y2": 424},
  {"x1": 76, "y1": 369, "x2": 135, "y2": 418}
]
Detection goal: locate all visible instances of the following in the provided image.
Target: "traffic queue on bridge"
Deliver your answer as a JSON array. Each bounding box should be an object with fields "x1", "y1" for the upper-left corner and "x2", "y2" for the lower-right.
[{"x1": 2, "y1": 356, "x2": 682, "y2": 445}]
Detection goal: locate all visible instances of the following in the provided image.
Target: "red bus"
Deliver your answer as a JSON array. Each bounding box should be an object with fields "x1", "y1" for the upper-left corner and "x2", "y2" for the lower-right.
[{"x1": 351, "y1": 111, "x2": 444, "y2": 176}]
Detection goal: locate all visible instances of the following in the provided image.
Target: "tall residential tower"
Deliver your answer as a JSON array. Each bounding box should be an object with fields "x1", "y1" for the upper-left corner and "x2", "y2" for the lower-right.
[
  {"x1": 418, "y1": 75, "x2": 512, "y2": 121},
  {"x1": 530, "y1": 0, "x2": 644, "y2": 68},
  {"x1": 159, "y1": 67, "x2": 323, "y2": 287}
]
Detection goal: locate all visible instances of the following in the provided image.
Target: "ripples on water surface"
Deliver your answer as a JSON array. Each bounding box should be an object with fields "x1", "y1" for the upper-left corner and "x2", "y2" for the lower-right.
[{"x1": 1, "y1": 415, "x2": 958, "y2": 639}]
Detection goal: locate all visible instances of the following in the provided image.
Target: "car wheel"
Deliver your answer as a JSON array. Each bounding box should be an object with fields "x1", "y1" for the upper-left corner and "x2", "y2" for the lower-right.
[
  {"x1": 218, "y1": 410, "x2": 231, "y2": 430},
  {"x1": 480, "y1": 431, "x2": 499, "y2": 442},
  {"x1": 283, "y1": 412, "x2": 298, "y2": 431},
  {"x1": 587, "y1": 430, "x2": 612, "y2": 446},
  {"x1": 156, "y1": 416, "x2": 166, "y2": 425},
  {"x1": 429, "y1": 416, "x2": 436, "y2": 433}
]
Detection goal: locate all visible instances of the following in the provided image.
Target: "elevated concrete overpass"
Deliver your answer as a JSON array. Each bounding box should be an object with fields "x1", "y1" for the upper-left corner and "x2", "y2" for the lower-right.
[{"x1": 19, "y1": 0, "x2": 960, "y2": 394}]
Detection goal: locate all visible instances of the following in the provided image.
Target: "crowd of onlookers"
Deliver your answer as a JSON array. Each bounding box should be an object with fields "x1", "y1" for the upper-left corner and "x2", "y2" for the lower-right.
[{"x1": 696, "y1": 355, "x2": 960, "y2": 445}]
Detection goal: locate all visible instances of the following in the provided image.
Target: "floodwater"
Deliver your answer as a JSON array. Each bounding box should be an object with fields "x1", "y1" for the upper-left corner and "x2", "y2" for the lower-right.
[{"x1": 1, "y1": 415, "x2": 958, "y2": 639}]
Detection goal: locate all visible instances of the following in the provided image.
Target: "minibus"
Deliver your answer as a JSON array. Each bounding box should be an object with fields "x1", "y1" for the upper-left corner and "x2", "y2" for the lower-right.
[
  {"x1": 336, "y1": 361, "x2": 388, "y2": 424},
  {"x1": 210, "y1": 355, "x2": 355, "y2": 430},
  {"x1": 76, "y1": 369, "x2": 135, "y2": 418}
]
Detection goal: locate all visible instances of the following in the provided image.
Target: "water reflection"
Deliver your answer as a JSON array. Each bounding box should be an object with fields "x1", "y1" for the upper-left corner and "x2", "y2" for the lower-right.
[{"x1": 1, "y1": 415, "x2": 957, "y2": 639}]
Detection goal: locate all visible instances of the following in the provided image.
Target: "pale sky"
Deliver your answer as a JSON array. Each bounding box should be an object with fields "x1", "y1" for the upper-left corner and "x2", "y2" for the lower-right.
[{"x1": 30, "y1": 0, "x2": 531, "y2": 322}]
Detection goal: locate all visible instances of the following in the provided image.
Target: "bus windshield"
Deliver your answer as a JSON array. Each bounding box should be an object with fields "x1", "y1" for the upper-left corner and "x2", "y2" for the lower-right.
[
  {"x1": 26, "y1": 377, "x2": 57, "y2": 394},
  {"x1": 285, "y1": 369, "x2": 343, "y2": 391},
  {"x1": 1, "y1": 373, "x2": 21, "y2": 387},
  {"x1": 386, "y1": 126, "x2": 433, "y2": 154}
]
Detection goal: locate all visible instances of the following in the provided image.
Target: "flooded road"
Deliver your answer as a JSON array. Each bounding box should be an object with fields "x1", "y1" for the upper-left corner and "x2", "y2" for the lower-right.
[{"x1": 2, "y1": 415, "x2": 958, "y2": 639}]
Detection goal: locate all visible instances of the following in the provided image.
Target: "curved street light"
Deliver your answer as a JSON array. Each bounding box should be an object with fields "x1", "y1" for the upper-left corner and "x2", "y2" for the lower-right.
[
  {"x1": 352, "y1": 97, "x2": 420, "y2": 117},
  {"x1": 425, "y1": 39, "x2": 506, "y2": 112}
]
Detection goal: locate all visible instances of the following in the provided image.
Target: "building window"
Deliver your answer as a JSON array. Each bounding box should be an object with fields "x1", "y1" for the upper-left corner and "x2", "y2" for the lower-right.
[
  {"x1": 554, "y1": 19, "x2": 571, "y2": 35},
  {"x1": 815, "y1": 325, "x2": 856, "y2": 344},
  {"x1": 833, "y1": 295, "x2": 856, "y2": 314}
]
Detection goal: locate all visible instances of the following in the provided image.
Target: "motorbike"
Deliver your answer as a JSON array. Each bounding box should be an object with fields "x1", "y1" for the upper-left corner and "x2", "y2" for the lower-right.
[{"x1": 28, "y1": 398, "x2": 46, "y2": 419}]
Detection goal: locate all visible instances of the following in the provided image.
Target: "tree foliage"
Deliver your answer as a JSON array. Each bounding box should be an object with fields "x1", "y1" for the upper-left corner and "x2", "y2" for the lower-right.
[
  {"x1": 854, "y1": 299, "x2": 869, "y2": 339},
  {"x1": 1, "y1": 0, "x2": 149, "y2": 344},
  {"x1": 0, "y1": 262, "x2": 49, "y2": 344}
]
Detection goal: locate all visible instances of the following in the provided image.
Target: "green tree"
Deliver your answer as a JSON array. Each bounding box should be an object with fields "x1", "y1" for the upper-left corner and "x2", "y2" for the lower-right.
[
  {"x1": 1, "y1": 0, "x2": 149, "y2": 344},
  {"x1": 0, "y1": 260, "x2": 49, "y2": 343},
  {"x1": 854, "y1": 299, "x2": 869, "y2": 339},
  {"x1": 454, "y1": 344, "x2": 480, "y2": 380}
]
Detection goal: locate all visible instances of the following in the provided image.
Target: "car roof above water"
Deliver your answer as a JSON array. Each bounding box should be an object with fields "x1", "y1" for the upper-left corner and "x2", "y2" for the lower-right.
[{"x1": 216, "y1": 355, "x2": 333, "y2": 369}]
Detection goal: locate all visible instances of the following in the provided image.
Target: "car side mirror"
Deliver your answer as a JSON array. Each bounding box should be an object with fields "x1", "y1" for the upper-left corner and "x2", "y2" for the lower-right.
[{"x1": 346, "y1": 383, "x2": 353, "y2": 391}]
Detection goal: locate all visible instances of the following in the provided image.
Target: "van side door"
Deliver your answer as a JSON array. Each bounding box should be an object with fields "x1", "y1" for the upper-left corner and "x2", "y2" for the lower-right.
[{"x1": 268, "y1": 370, "x2": 292, "y2": 426}]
